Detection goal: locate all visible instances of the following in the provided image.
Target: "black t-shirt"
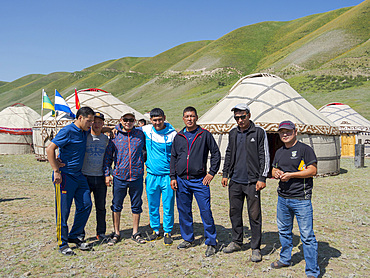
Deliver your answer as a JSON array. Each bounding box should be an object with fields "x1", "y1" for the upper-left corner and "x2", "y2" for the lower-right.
[{"x1": 272, "y1": 141, "x2": 317, "y2": 200}]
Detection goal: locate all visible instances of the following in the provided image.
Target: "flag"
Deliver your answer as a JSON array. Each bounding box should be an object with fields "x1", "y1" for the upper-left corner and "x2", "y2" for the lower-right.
[
  {"x1": 75, "y1": 89, "x2": 80, "y2": 110},
  {"x1": 42, "y1": 90, "x2": 55, "y2": 116},
  {"x1": 55, "y1": 90, "x2": 75, "y2": 118}
]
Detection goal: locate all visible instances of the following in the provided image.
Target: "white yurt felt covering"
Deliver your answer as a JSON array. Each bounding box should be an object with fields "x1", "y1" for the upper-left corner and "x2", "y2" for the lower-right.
[
  {"x1": 0, "y1": 104, "x2": 40, "y2": 154},
  {"x1": 32, "y1": 88, "x2": 149, "y2": 160},
  {"x1": 319, "y1": 103, "x2": 370, "y2": 155},
  {"x1": 198, "y1": 73, "x2": 341, "y2": 176}
]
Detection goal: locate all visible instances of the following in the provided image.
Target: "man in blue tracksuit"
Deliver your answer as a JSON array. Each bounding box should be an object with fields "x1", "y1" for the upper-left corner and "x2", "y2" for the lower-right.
[
  {"x1": 170, "y1": 106, "x2": 221, "y2": 257},
  {"x1": 142, "y1": 108, "x2": 177, "y2": 245},
  {"x1": 46, "y1": 107, "x2": 94, "y2": 256}
]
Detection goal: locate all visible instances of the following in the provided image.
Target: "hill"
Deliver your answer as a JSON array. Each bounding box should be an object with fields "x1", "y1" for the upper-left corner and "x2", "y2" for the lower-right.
[{"x1": 0, "y1": 1, "x2": 369, "y2": 128}]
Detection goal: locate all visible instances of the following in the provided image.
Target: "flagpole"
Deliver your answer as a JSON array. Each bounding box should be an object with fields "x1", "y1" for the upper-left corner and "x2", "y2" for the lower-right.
[{"x1": 41, "y1": 89, "x2": 45, "y2": 157}]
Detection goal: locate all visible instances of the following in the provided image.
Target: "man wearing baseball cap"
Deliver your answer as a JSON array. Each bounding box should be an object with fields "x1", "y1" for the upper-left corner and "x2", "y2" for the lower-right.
[
  {"x1": 103, "y1": 110, "x2": 147, "y2": 245},
  {"x1": 222, "y1": 103, "x2": 270, "y2": 262},
  {"x1": 271, "y1": 121, "x2": 320, "y2": 278}
]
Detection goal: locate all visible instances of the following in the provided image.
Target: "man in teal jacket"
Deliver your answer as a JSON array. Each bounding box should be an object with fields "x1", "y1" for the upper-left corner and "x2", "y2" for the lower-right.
[{"x1": 142, "y1": 108, "x2": 177, "y2": 245}]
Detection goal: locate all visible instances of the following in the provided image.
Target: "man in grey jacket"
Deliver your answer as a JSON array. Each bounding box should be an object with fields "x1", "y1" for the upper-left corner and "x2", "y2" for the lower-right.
[{"x1": 221, "y1": 103, "x2": 270, "y2": 262}]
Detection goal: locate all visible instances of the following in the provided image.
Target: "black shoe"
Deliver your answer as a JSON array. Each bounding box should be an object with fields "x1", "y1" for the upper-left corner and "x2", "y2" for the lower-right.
[
  {"x1": 251, "y1": 249, "x2": 262, "y2": 262},
  {"x1": 177, "y1": 240, "x2": 194, "y2": 249},
  {"x1": 96, "y1": 234, "x2": 109, "y2": 241},
  {"x1": 205, "y1": 245, "x2": 216, "y2": 257},
  {"x1": 223, "y1": 242, "x2": 241, "y2": 253},
  {"x1": 163, "y1": 233, "x2": 173, "y2": 246},
  {"x1": 59, "y1": 245, "x2": 76, "y2": 256},
  {"x1": 68, "y1": 238, "x2": 92, "y2": 251},
  {"x1": 146, "y1": 231, "x2": 163, "y2": 242}
]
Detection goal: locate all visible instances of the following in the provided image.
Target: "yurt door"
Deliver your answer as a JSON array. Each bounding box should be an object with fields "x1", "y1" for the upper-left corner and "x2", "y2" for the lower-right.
[{"x1": 341, "y1": 134, "x2": 356, "y2": 156}]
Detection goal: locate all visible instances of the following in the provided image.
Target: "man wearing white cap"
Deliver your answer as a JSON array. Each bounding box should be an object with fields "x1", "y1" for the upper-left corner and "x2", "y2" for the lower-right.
[
  {"x1": 103, "y1": 110, "x2": 146, "y2": 245},
  {"x1": 222, "y1": 103, "x2": 270, "y2": 262},
  {"x1": 270, "y1": 121, "x2": 319, "y2": 278}
]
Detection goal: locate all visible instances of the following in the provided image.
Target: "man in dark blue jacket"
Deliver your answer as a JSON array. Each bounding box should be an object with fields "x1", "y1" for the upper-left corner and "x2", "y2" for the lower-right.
[
  {"x1": 170, "y1": 106, "x2": 221, "y2": 257},
  {"x1": 221, "y1": 103, "x2": 270, "y2": 262}
]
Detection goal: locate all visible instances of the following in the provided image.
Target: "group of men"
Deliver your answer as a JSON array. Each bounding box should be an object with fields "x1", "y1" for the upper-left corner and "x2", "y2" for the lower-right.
[{"x1": 46, "y1": 104, "x2": 320, "y2": 278}]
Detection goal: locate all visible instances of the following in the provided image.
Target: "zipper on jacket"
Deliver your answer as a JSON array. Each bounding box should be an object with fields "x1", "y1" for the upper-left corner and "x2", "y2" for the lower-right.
[
  {"x1": 180, "y1": 131, "x2": 203, "y2": 180},
  {"x1": 128, "y1": 131, "x2": 132, "y2": 179}
]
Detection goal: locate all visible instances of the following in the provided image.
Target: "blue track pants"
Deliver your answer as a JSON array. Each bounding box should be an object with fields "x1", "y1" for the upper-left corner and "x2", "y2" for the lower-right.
[
  {"x1": 146, "y1": 173, "x2": 174, "y2": 233},
  {"x1": 176, "y1": 177, "x2": 217, "y2": 246},
  {"x1": 53, "y1": 172, "x2": 92, "y2": 249}
]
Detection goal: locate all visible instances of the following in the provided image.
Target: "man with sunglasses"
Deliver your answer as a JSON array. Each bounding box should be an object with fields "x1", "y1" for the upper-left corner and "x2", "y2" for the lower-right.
[
  {"x1": 270, "y1": 121, "x2": 319, "y2": 278},
  {"x1": 221, "y1": 103, "x2": 270, "y2": 262},
  {"x1": 103, "y1": 110, "x2": 146, "y2": 245}
]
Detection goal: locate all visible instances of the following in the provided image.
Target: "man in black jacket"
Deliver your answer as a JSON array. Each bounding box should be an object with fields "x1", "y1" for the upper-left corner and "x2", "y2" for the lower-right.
[
  {"x1": 170, "y1": 106, "x2": 221, "y2": 257},
  {"x1": 221, "y1": 103, "x2": 270, "y2": 262}
]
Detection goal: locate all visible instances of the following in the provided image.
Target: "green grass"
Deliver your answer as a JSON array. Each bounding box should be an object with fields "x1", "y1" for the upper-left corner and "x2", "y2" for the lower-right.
[{"x1": 0, "y1": 155, "x2": 368, "y2": 277}]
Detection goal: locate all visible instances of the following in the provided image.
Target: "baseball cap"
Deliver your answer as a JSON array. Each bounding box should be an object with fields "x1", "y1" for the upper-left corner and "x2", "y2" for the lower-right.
[
  {"x1": 231, "y1": 103, "x2": 250, "y2": 113},
  {"x1": 121, "y1": 109, "x2": 135, "y2": 118},
  {"x1": 278, "y1": 120, "x2": 296, "y2": 131},
  {"x1": 94, "y1": 112, "x2": 105, "y2": 121}
]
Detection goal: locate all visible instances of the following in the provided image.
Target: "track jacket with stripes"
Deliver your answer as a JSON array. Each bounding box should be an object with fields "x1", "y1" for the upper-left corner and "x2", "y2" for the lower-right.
[
  {"x1": 103, "y1": 124, "x2": 145, "y2": 181},
  {"x1": 170, "y1": 126, "x2": 221, "y2": 180},
  {"x1": 222, "y1": 121, "x2": 270, "y2": 183}
]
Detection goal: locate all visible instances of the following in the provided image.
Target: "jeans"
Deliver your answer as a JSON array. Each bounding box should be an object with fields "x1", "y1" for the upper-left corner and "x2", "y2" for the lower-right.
[
  {"x1": 85, "y1": 175, "x2": 107, "y2": 236},
  {"x1": 228, "y1": 180, "x2": 261, "y2": 249},
  {"x1": 111, "y1": 176, "x2": 143, "y2": 214},
  {"x1": 277, "y1": 196, "x2": 320, "y2": 277}
]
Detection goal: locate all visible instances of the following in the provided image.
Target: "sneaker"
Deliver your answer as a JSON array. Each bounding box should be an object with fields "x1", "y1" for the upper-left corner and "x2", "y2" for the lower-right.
[
  {"x1": 177, "y1": 240, "x2": 194, "y2": 249},
  {"x1": 205, "y1": 245, "x2": 216, "y2": 257},
  {"x1": 59, "y1": 245, "x2": 76, "y2": 256},
  {"x1": 146, "y1": 231, "x2": 163, "y2": 242},
  {"x1": 251, "y1": 249, "x2": 262, "y2": 262},
  {"x1": 163, "y1": 233, "x2": 173, "y2": 246},
  {"x1": 68, "y1": 238, "x2": 92, "y2": 251},
  {"x1": 96, "y1": 234, "x2": 109, "y2": 241},
  {"x1": 223, "y1": 242, "x2": 242, "y2": 253}
]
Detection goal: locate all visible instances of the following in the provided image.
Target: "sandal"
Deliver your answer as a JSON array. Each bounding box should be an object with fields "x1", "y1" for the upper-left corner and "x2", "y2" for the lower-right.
[
  {"x1": 60, "y1": 245, "x2": 76, "y2": 256},
  {"x1": 131, "y1": 232, "x2": 146, "y2": 244},
  {"x1": 107, "y1": 233, "x2": 120, "y2": 246},
  {"x1": 270, "y1": 260, "x2": 290, "y2": 269}
]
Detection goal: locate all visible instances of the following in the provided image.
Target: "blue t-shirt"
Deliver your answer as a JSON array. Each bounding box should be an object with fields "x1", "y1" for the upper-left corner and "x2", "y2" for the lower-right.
[
  {"x1": 52, "y1": 123, "x2": 89, "y2": 175},
  {"x1": 183, "y1": 127, "x2": 199, "y2": 152}
]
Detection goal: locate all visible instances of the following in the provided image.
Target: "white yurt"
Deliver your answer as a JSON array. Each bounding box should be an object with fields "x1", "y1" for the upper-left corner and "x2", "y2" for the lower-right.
[
  {"x1": 32, "y1": 88, "x2": 149, "y2": 161},
  {"x1": 319, "y1": 103, "x2": 370, "y2": 156},
  {"x1": 198, "y1": 73, "x2": 341, "y2": 176},
  {"x1": 0, "y1": 103, "x2": 40, "y2": 154}
]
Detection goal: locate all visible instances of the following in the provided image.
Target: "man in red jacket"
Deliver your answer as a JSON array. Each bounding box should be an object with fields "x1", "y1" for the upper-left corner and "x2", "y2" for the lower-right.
[{"x1": 104, "y1": 110, "x2": 146, "y2": 245}]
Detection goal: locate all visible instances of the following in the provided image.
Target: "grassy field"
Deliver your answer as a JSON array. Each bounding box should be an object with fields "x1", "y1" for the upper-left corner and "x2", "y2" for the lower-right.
[{"x1": 0, "y1": 155, "x2": 368, "y2": 277}]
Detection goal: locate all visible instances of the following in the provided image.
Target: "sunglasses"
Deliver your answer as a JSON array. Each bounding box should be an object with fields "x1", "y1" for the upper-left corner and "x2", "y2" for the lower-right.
[
  {"x1": 122, "y1": 118, "x2": 135, "y2": 123},
  {"x1": 234, "y1": 115, "x2": 247, "y2": 121}
]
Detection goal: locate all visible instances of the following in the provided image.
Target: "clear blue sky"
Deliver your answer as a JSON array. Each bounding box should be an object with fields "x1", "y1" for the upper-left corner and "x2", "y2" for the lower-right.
[{"x1": 0, "y1": 0, "x2": 364, "y2": 82}]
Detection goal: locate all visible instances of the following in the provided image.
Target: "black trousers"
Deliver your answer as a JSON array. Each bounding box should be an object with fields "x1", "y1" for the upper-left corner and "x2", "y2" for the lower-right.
[
  {"x1": 228, "y1": 180, "x2": 262, "y2": 249},
  {"x1": 85, "y1": 175, "x2": 107, "y2": 236}
]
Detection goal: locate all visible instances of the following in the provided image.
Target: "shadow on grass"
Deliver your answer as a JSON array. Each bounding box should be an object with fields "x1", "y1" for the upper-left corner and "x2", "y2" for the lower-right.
[{"x1": 0, "y1": 197, "x2": 30, "y2": 203}]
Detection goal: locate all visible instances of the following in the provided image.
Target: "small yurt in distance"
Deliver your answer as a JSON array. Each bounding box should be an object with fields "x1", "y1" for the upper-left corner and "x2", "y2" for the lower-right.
[
  {"x1": 32, "y1": 88, "x2": 149, "y2": 161},
  {"x1": 198, "y1": 73, "x2": 341, "y2": 176},
  {"x1": 0, "y1": 103, "x2": 40, "y2": 154},
  {"x1": 319, "y1": 103, "x2": 370, "y2": 156}
]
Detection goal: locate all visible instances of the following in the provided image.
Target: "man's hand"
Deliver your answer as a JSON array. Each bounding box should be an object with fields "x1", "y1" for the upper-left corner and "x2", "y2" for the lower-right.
[
  {"x1": 171, "y1": 180, "x2": 178, "y2": 191},
  {"x1": 203, "y1": 173, "x2": 214, "y2": 186},
  {"x1": 256, "y1": 181, "x2": 266, "y2": 191},
  {"x1": 53, "y1": 171, "x2": 62, "y2": 184},
  {"x1": 221, "y1": 178, "x2": 228, "y2": 187},
  {"x1": 280, "y1": 172, "x2": 292, "y2": 182},
  {"x1": 274, "y1": 169, "x2": 284, "y2": 179},
  {"x1": 105, "y1": 176, "x2": 112, "y2": 187}
]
